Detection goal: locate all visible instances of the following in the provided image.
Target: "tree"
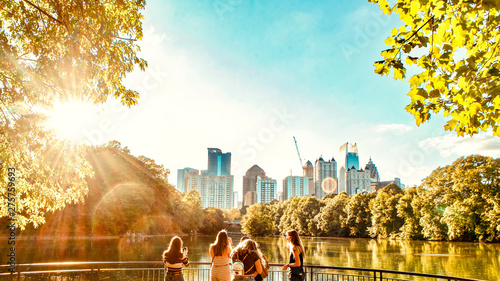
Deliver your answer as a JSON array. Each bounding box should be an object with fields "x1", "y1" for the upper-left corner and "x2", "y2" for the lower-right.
[
  {"x1": 223, "y1": 208, "x2": 242, "y2": 221},
  {"x1": 369, "y1": 184, "x2": 404, "y2": 238},
  {"x1": 0, "y1": 0, "x2": 147, "y2": 229},
  {"x1": 369, "y1": 0, "x2": 500, "y2": 136},
  {"x1": 180, "y1": 190, "x2": 204, "y2": 233},
  {"x1": 199, "y1": 207, "x2": 226, "y2": 234},
  {"x1": 419, "y1": 155, "x2": 500, "y2": 241},
  {"x1": 241, "y1": 203, "x2": 275, "y2": 237},
  {"x1": 344, "y1": 192, "x2": 376, "y2": 238},
  {"x1": 279, "y1": 197, "x2": 324, "y2": 236},
  {"x1": 397, "y1": 187, "x2": 424, "y2": 240},
  {"x1": 314, "y1": 193, "x2": 350, "y2": 236}
]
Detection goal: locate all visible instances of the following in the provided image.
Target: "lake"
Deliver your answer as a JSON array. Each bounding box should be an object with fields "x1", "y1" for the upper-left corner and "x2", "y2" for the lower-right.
[{"x1": 1, "y1": 235, "x2": 498, "y2": 280}]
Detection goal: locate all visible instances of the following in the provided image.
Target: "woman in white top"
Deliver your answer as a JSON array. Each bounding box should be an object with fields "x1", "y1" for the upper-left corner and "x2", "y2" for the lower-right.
[
  {"x1": 210, "y1": 230, "x2": 233, "y2": 281},
  {"x1": 163, "y1": 236, "x2": 189, "y2": 281}
]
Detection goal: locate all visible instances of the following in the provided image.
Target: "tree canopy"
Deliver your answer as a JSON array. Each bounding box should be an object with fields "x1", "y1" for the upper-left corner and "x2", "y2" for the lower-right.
[
  {"x1": 0, "y1": 0, "x2": 147, "y2": 228},
  {"x1": 370, "y1": 0, "x2": 500, "y2": 136}
]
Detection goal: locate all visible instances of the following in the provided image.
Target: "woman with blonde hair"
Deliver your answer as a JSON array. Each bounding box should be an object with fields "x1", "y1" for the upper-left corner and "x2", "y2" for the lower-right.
[
  {"x1": 163, "y1": 236, "x2": 189, "y2": 281},
  {"x1": 210, "y1": 230, "x2": 233, "y2": 281},
  {"x1": 231, "y1": 239, "x2": 263, "y2": 281},
  {"x1": 282, "y1": 230, "x2": 305, "y2": 281}
]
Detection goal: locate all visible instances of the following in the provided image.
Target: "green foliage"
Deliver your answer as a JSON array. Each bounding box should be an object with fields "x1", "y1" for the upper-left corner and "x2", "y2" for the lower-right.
[
  {"x1": 369, "y1": 184, "x2": 404, "y2": 238},
  {"x1": 0, "y1": 0, "x2": 147, "y2": 229},
  {"x1": 179, "y1": 190, "x2": 204, "y2": 233},
  {"x1": 0, "y1": 125, "x2": 93, "y2": 229},
  {"x1": 199, "y1": 207, "x2": 226, "y2": 234},
  {"x1": 223, "y1": 208, "x2": 242, "y2": 221},
  {"x1": 419, "y1": 155, "x2": 500, "y2": 241},
  {"x1": 345, "y1": 192, "x2": 376, "y2": 238},
  {"x1": 369, "y1": 0, "x2": 500, "y2": 136},
  {"x1": 271, "y1": 200, "x2": 286, "y2": 235},
  {"x1": 241, "y1": 203, "x2": 275, "y2": 237},
  {"x1": 278, "y1": 197, "x2": 324, "y2": 236},
  {"x1": 397, "y1": 187, "x2": 424, "y2": 240}
]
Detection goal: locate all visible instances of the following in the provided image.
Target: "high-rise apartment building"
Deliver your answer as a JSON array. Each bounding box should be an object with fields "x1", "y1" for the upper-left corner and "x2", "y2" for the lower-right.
[
  {"x1": 314, "y1": 157, "x2": 337, "y2": 199},
  {"x1": 283, "y1": 176, "x2": 311, "y2": 200},
  {"x1": 242, "y1": 165, "x2": 266, "y2": 207},
  {"x1": 182, "y1": 148, "x2": 234, "y2": 209},
  {"x1": 256, "y1": 176, "x2": 277, "y2": 203},
  {"x1": 186, "y1": 173, "x2": 234, "y2": 209},
  {"x1": 177, "y1": 167, "x2": 199, "y2": 192}
]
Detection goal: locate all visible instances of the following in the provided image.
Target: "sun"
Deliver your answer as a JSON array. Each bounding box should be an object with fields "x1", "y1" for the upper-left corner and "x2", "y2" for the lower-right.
[{"x1": 45, "y1": 101, "x2": 99, "y2": 143}]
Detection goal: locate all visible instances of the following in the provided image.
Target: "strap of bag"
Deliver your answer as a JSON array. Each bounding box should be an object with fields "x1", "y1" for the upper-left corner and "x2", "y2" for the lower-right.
[{"x1": 242, "y1": 253, "x2": 256, "y2": 274}]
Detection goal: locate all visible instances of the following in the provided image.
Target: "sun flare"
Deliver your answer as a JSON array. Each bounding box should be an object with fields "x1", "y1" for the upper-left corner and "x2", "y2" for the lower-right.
[{"x1": 45, "y1": 101, "x2": 99, "y2": 142}]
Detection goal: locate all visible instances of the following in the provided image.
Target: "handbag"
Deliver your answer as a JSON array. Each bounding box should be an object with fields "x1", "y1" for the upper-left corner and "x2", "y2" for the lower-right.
[{"x1": 260, "y1": 255, "x2": 269, "y2": 278}]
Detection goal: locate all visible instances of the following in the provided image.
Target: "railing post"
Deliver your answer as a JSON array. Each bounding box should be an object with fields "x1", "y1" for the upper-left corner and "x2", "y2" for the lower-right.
[
  {"x1": 16, "y1": 270, "x2": 20, "y2": 281},
  {"x1": 309, "y1": 266, "x2": 313, "y2": 281}
]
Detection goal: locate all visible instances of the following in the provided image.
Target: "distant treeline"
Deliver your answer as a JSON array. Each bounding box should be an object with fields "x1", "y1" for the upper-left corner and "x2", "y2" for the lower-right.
[
  {"x1": 241, "y1": 155, "x2": 500, "y2": 242},
  {"x1": 3, "y1": 143, "x2": 498, "y2": 243},
  {"x1": 1, "y1": 141, "x2": 235, "y2": 237}
]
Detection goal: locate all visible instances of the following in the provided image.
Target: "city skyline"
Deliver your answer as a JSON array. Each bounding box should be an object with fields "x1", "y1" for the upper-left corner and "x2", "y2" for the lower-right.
[
  {"x1": 46, "y1": 0, "x2": 500, "y2": 201},
  {"x1": 179, "y1": 143, "x2": 399, "y2": 205}
]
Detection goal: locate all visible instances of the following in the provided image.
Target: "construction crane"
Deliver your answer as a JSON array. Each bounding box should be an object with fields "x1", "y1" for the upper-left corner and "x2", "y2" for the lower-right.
[{"x1": 293, "y1": 136, "x2": 303, "y2": 168}]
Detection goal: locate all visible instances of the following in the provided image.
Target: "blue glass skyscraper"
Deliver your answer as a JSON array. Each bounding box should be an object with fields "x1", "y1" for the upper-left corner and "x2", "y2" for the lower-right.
[
  {"x1": 346, "y1": 151, "x2": 359, "y2": 170},
  {"x1": 207, "y1": 148, "x2": 231, "y2": 176}
]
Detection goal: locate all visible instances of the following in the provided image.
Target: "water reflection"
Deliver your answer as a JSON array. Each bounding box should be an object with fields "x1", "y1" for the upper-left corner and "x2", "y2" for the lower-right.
[{"x1": 1, "y1": 236, "x2": 497, "y2": 280}]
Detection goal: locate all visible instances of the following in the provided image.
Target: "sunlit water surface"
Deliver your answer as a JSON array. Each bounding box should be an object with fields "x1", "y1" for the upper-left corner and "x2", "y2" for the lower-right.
[{"x1": 1, "y1": 235, "x2": 498, "y2": 280}]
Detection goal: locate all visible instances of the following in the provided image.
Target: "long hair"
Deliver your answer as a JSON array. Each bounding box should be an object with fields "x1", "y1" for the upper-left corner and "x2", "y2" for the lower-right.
[
  {"x1": 210, "y1": 230, "x2": 229, "y2": 256},
  {"x1": 246, "y1": 239, "x2": 267, "y2": 268},
  {"x1": 232, "y1": 239, "x2": 266, "y2": 266},
  {"x1": 287, "y1": 229, "x2": 305, "y2": 259},
  {"x1": 163, "y1": 236, "x2": 183, "y2": 263}
]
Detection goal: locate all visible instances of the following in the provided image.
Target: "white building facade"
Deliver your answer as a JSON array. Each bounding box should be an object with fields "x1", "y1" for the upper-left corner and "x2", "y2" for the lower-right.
[
  {"x1": 346, "y1": 167, "x2": 371, "y2": 195},
  {"x1": 186, "y1": 173, "x2": 234, "y2": 209},
  {"x1": 314, "y1": 157, "x2": 337, "y2": 199}
]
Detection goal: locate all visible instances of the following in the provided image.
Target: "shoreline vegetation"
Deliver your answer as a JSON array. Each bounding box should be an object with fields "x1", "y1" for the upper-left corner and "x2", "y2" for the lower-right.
[{"x1": 2, "y1": 142, "x2": 499, "y2": 243}]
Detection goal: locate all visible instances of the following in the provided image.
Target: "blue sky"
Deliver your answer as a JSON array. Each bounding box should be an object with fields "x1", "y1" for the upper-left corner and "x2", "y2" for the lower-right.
[{"x1": 70, "y1": 0, "x2": 499, "y2": 199}]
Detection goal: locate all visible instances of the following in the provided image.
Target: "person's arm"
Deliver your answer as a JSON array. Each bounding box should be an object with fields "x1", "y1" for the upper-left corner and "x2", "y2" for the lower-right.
[
  {"x1": 282, "y1": 246, "x2": 301, "y2": 270},
  {"x1": 182, "y1": 248, "x2": 190, "y2": 267}
]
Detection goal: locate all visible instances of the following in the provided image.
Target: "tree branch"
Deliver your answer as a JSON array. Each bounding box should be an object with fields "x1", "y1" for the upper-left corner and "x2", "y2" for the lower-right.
[
  {"x1": 21, "y1": 0, "x2": 64, "y2": 25},
  {"x1": 115, "y1": 37, "x2": 137, "y2": 42}
]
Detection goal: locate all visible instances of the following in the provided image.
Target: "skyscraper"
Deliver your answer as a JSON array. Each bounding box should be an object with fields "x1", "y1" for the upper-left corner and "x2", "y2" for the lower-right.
[
  {"x1": 283, "y1": 176, "x2": 311, "y2": 200},
  {"x1": 314, "y1": 156, "x2": 337, "y2": 199},
  {"x1": 256, "y1": 176, "x2": 277, "y2": 203},
  {"x1": 364, "y1": 157, "x2": 380, "y2": 182},
  {"x1": 177, "y1": 167, "x2": 199, "y2": 192},
  {"x1": 184, "y1": 148, "x2": 234, "y2": 209},
  {"x1": 207, "y1": 148, "x2": 231, "y2": 176},
  {"x1": 186, "y1": 173, "x2": 234, "y2": 209},
  {"x1": 303, "y1": 160, "x2": 314, "y2": 196},
  {"x1": 338, "y1": 142, "x2": 359, "y2": 194},
  {"x1": 346, "y1": 144, "x2": 359, "y2": 170},
  {"x1": 242, "y1": 165, "x2": 266, "y2": 207}
]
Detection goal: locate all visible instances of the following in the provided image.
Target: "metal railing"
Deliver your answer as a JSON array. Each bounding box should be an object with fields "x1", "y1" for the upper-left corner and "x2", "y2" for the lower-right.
[{"x1": 0, "y1": 262, "x2": 486, "y2": 281}]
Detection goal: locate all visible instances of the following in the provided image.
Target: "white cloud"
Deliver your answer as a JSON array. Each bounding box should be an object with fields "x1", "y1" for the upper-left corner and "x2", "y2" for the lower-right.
[
  {"x1": 375, "y1": 123, "x2": 413, "y2": 133},
  {"x1": 419, "y1": 133, "x2": 500, "y2": 158}
]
